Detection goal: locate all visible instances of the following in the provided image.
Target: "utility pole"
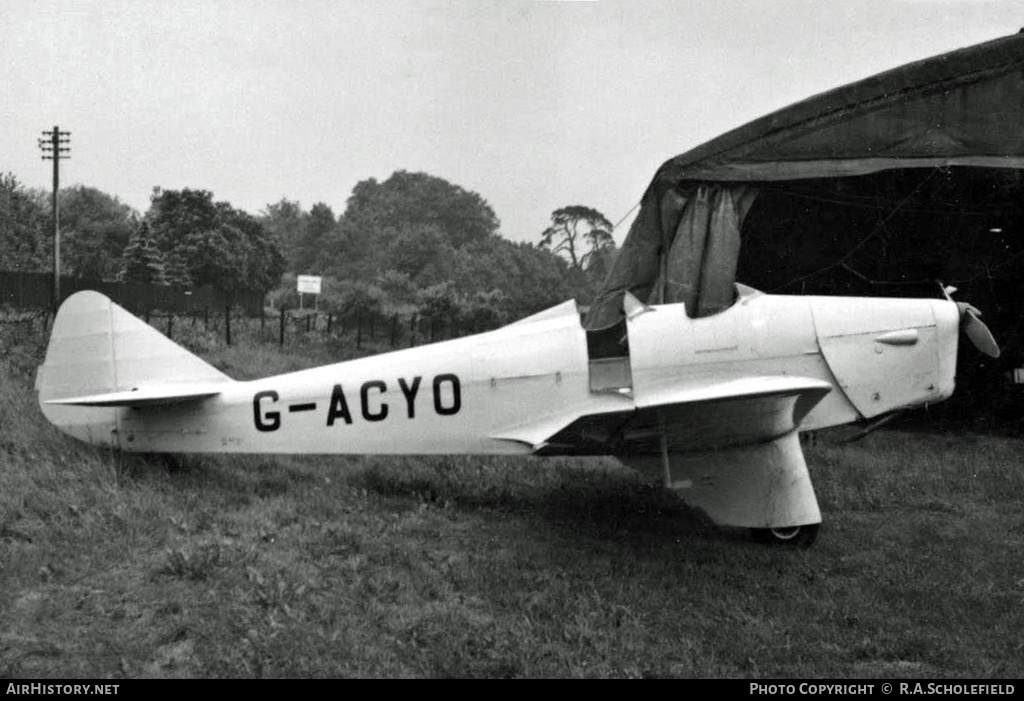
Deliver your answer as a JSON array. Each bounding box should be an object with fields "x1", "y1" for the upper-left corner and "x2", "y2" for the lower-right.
[{"x1": 38, "y1": 126, "x2": 71, "y2": 310}]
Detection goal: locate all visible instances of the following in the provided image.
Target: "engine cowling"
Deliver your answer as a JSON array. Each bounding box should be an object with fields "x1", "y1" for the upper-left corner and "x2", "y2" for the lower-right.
[{"x1": 809, "y1": 297, "x2": 959, "y2": 419}]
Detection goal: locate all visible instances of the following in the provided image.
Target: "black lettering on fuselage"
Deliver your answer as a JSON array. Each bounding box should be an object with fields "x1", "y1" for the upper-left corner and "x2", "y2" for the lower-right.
[
  {"x1": 433, "y1": 374, "x2": 461, "y2": 416},
  {"x1": 254, "y1": 390, "x2": 280, "y2": 432},
  {"x1": 305, "y1": 374, "x2": 462, "y2": 430},
  {"x1": 327, "y1": 383, "x2": 353, "y2": 426},
  {"x1": 398, "y1": 376, "x2": 421, "y2": 418},
  {"x1": 360, "y1": 381, "x2": 389, "y2": 422}
]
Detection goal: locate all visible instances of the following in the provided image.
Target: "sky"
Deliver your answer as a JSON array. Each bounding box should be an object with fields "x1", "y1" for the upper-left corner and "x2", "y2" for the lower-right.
[{"x1": 2, "y1": 0, "x2": 1023, "y2": 245}]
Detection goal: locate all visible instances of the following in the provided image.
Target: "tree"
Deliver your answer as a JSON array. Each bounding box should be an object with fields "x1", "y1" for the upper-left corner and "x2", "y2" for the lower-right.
[
  {"x1": 327, "y1": 280, "x2": 385, "y2": 316},
  {"x1": 163, "y1": 250, "x2": 192, "y2": 289},
  {"x1": 147, "y1": 187, "x2": 220, "y2": 253},
  {"x1": 0, "y1": 173, "x2": 48, "y2": 271},
  {"x1": 375, "y1": 269, "x2": 416, "y2": 308},
  {"x1": 539, "y1": 205, "x2": 614, "y2": 270},
  {"x1": 461, "y1": 289, "x2": 508, "y2": 331},
  {"x1": 292, "y1": 202, "x2": 336, "y2": 273},
  {"x1": 416, "y1": 281, "x2": 463, "y2": 323},
  {"x1": 145, "y1": 187, "x2": 285, "y2": 294},
  {"x1": 174, "y1": 228, "x2": 235, "y2": 291},
  {"x1": 119, "y1": 220, "x2": 166, "y2": 284},
  {"x1": 219, "y1": 207, "x2": 287, "y2": 293},
  {"x1": 343, "y1": 170, "x2": 500, "y2": 249},
  {"x1": 59, "y1": 185, "x2": 138, "y2": 280},
  {"x1": 324, "y1": 171, "x2": 501, "y2": 285},
  {"x1": 260, "y1": 198, "x2": 307, "y2": 267},
  {"x1": 265, "y1": 170, "x2": 587, "y2": 321},
  {"x1": 385, "y1": 223, "x2": 454, "y2": 286},
  {"x1": 449, "y1": 238, "x2": 573, "y2": 319}
]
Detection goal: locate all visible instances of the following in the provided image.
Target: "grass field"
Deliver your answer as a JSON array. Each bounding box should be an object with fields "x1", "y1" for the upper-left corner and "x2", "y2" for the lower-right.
[{"x1": 1, "y1": 317, "x2": 1022, "y2": 678}]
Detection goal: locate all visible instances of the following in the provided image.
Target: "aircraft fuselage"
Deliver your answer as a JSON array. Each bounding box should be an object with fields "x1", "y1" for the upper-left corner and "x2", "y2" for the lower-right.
[{"x1": 40, "y1": 287, "x2": 959, "y2": 457}]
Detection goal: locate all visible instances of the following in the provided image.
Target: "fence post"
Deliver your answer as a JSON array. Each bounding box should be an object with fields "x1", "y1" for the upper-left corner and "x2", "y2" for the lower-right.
[
  {"x1": 327, "y1": 314, "x2": 333, "y2": 334},
  {"x1": 225, "y1": 305, "x2": 232, "y2": 346},
  {"x1": 409, "y1": 314, "x2": 416, "y2": 347},
  {"x1": 279, "y1": 307, "x2": 286, "y2": 347},
  {"x1": 260, "y1": 307, "x2": 265, "y2": 342}
]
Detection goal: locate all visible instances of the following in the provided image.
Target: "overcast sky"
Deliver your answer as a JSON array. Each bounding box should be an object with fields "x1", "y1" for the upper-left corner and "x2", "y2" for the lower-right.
[{"x1": 2, "y1": 0, "x2": 1022, "y2": 244}]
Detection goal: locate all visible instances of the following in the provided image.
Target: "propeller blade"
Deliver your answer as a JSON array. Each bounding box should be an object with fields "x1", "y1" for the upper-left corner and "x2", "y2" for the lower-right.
[
  {"x1": 959, "y1": 305, "x2": 1001, "y2": 358},
  {"x1": 939, "y1": 285, "x2": 1001, "y2": 358}
]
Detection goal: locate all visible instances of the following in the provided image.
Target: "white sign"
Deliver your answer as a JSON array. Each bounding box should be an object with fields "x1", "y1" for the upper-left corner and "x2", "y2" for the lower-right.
[{"x1": 296, "y1": 275, "x2": 322, "y2": 295}]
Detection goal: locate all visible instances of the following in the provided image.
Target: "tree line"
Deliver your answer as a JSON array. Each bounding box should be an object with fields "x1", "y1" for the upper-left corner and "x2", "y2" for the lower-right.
[{"x1": 1, "y1": 169, "x2": 616, "y2": 326}]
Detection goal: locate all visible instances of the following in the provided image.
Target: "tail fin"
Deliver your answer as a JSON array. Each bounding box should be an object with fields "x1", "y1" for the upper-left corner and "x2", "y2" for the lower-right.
[{"x1": 36, "y1": 291, "x2": 232, "y2": 447}]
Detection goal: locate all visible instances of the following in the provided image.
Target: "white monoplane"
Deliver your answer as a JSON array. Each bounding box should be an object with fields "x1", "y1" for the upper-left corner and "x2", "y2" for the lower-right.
[{"x1": 36, "y1": 284, "x2": 997, "y2": 546}]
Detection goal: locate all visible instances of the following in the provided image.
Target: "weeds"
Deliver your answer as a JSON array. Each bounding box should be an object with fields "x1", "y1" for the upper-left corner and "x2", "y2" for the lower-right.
[{"x1": 160, "y1": 544, "x2": 222, "y2": 581}]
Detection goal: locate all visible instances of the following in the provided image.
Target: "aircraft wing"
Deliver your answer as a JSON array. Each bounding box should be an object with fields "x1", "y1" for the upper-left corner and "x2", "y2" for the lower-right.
[{"x1": 493, "y1": 376, "x2": 832, "y2": 456}]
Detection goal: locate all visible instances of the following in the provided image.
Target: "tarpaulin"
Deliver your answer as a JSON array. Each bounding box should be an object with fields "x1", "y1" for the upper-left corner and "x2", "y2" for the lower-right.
[{"x1": 585, "y1": 31, "x2": 1024, "y2": 329}]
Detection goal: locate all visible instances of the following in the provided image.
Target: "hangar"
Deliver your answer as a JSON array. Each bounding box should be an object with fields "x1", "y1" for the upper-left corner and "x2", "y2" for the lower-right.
[{"x1": 588, "y1": 30, "x2": 1024, "y2": 428}]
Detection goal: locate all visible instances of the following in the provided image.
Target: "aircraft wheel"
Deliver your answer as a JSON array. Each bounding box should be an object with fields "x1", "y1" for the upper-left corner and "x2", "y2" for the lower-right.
[{"x1": 749, "y1": 523, "x2": 819, "y2": 548}]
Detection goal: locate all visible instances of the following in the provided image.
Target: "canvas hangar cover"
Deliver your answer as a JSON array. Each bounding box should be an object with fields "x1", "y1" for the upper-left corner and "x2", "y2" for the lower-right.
[{"x1": 586, "y1": 30, "x2": 1024, "y2": 334}]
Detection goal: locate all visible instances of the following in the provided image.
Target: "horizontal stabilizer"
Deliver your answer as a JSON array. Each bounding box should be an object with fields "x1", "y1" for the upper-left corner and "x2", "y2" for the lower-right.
[{"x1": 44, "y1": 384, "x2": 224, "y2": 407}]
